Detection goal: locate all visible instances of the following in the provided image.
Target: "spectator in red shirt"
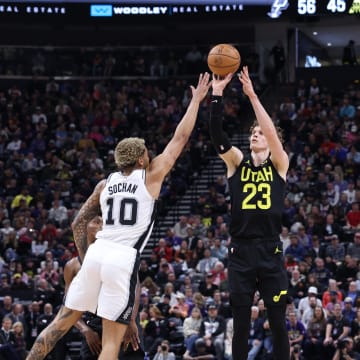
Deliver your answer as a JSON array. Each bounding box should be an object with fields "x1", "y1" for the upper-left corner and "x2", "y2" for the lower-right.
[
  {"x1": 153, "y1": 238, "x2": 173, "y2": 263},
  {"x1": 346, "y1": 202, "x2": 360, "y2": 230}
]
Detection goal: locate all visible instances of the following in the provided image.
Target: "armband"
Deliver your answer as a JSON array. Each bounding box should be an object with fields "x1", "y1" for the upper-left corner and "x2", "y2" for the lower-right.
[{"x1": 209, "y1": 95, "x2": 232, "y2": 154}]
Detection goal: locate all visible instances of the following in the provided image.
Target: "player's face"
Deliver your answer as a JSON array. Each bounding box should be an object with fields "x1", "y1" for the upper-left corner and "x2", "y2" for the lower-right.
[{"x1": 249, "y1": 126, "x2": 268, "y2": 151}]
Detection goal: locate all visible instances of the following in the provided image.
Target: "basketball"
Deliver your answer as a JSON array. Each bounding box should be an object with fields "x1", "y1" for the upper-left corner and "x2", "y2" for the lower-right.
[{"x1": 207, "y1": 44, "x2": 241, "y2": 76}]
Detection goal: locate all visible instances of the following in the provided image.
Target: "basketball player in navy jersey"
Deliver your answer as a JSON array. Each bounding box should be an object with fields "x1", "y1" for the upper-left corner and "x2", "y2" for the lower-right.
[
  {"x1": 26, "y1": 72, "x2": 211, "y2": 360},
  {"x1": 209, "y1": 66, "x2": 290, "y2": 360}
]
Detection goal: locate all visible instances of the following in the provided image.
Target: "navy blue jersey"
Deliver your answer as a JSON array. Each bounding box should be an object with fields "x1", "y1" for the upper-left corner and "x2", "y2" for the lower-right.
[{"x1": 228, "y1": 155, "x2": 285, "y2": 241}]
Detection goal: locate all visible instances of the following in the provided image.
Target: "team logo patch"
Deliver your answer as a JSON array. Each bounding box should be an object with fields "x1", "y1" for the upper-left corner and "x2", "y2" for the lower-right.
[{"x1": 273, "y1": 290, "x2": 287, "y2": 303}]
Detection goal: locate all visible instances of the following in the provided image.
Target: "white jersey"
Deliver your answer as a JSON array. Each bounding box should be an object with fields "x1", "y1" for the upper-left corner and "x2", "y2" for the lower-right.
[{"x1": 96, "y1": 169, "x2": 156, "y2": 253}]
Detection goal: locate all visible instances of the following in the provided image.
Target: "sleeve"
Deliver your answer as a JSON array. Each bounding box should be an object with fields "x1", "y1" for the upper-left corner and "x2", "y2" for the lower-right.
[{"x1": 209, "y1": 96, "x2": 232, "y2": 154}]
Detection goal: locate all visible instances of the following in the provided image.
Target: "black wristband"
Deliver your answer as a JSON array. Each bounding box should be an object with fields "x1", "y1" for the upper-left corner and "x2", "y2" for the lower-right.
[{"x1": 209, "y1": 96, "x2": 232, "y2": 154}]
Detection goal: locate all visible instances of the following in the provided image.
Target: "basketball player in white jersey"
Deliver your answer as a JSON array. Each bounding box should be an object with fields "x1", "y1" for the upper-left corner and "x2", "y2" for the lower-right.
[{"x1": 26, "y1": 72, "x2": 211, "y2": 360}]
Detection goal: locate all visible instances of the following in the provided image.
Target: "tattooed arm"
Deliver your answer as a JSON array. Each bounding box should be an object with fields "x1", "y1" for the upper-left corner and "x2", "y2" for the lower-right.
[
  {"x1": 26, "y1": 306, "x2": 83, "y2": 360},
  {"x1": 72, "y1": 180, "x2": 105, "y2": 261}
]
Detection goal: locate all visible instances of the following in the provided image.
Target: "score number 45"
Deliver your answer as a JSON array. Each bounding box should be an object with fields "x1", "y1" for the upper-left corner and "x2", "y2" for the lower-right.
[{"x1": 298, "y1": 0, "x2": 346, "y2": 15}]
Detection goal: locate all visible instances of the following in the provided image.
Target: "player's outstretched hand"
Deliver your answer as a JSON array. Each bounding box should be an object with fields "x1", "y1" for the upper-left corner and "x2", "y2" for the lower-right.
[
  {"x1": 211, "y1": 72, "x2": 233, "y2": 96},
  {"x1": 238, "y1": 66, "x2": 256, "y2": 99},
  {"x1": 190, "y1": 72, "x2": 212, "y2": 103}
]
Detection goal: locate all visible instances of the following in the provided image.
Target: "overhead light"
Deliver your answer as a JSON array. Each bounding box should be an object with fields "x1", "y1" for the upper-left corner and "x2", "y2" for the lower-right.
[
  {"x1": 327, "y1": 42, "x2": 332, "y2": 47},
  {"x1": 313, "y1": 31, "x2": 318, "y2": 35}
]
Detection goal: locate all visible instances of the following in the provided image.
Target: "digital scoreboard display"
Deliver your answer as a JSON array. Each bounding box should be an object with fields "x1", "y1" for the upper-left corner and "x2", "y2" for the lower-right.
[{"x1": 0, "y1": 0, "x2": 358, "y2": 19}]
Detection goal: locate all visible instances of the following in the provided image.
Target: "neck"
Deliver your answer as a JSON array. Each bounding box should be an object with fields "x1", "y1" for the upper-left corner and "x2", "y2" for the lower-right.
[{"x1": 251, "y1": 150, "x2": 269, "y2": 166}]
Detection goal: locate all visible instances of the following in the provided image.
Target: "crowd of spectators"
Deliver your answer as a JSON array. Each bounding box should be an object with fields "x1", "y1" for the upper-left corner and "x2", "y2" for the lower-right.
[{"x1": 0, "y1": 45, "x2": 359, "y2": 359}]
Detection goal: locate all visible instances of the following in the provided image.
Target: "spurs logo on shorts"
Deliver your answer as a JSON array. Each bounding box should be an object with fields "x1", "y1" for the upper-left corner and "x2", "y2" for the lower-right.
[{"x1": 121, "y1": 306, "x2": 133, "y2": 321}]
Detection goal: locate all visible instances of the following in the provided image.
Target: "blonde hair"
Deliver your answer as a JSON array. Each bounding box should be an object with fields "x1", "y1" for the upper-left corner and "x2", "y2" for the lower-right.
[
  {"x1": 249, "y1": 121, "x2": 284, "y2": 144},
  {"x1": 12, "y1": 321, "x2": 24, "y2": 335},
  {"x1": 114, "y1": 137, "x2": 146, "y2": 170}
]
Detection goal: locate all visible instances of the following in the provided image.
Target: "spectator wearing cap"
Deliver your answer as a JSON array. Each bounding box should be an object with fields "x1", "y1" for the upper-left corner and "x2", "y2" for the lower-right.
[
  {"x1": 198, "y1": 272, "x2": 219, "y2": 298},
  {"x1": 10, "y1": 273, "x2": 28, "y2": 291},
  {"x1": 309, "y1": 257, "x2": 332, "y2": 293},
  {"x1": 325, "y1": 234, "x2": 346, "y2": 263},
  {"x1": 343, "y1": 297, "x2": 356, "y2": 323},
  {"x1": 196, "y1": 303, "x2": 226, "y2": 360},
  {"x1": 298, "y1": 286, "x2": 322, "y2": 316},
  {"x1": 284, "y1": 232, "x2": 307, "y2": 262},
  {"x1": 169, "y1": 291, "x2": 189, "y2": 319},
  {"x1": 325, "y1": 290, "x2": 344, "y2": 317},
  {"x1": 157, "y1": 294, "x2": 171, "y2": 317}
]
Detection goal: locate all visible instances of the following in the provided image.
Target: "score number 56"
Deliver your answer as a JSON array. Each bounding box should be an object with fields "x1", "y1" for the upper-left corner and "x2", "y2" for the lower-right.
[{"x1": 297, "y1": 0, "x2": 347, "y2": 15}]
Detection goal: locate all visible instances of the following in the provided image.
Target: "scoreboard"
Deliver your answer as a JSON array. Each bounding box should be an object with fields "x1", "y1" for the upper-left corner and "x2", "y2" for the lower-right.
[
  {"x1": 0, "y1": 0, "x2": 358, "y2": 19},
  {"x1": 296, "y1": 0, "x2": 360, "y2": 15}
]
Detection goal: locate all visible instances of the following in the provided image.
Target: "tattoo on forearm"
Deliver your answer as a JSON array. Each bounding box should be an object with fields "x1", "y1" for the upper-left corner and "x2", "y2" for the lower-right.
[
  {"x1": 26, "y1": 326, "x2": 67, "y2": 360},
  {"x1": 27, "y1": 307, "x2": 76, "y2": 360},
  {"x1": 72, "y1": 189, "x2": 100, "y2": 257}
]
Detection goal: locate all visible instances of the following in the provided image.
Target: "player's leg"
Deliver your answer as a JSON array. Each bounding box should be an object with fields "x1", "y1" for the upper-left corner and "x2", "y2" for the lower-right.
[
  {"x1": 26, "y1": 306, "x2": 82, "y2": 360},
  {"x1": 228, "y1": 243, "x2": 257, "y2": 360},
  {"x1": 266, "y1": 305, "x2": 290, "y2": 360},
  {"x1": 99, "y1": 319, "x2": 127, "y2": 360},
  {"x1": 257, "y1": 241, "x2": 290, "y2": 360}
]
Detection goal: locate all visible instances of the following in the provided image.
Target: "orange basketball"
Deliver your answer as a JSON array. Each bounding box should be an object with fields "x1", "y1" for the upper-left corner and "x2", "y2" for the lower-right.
[{"x1": 207, "y1": 43, "x2": 241, "y2": 76}]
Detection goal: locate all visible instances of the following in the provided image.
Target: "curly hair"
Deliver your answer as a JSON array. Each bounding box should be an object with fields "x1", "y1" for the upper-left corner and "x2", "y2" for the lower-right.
[
  {"x1": 249, "y1": 120, "x2": 284, "y2": 144},
  {"x1": 114, "y1": 137, "x2": 146, "y2": 170}
]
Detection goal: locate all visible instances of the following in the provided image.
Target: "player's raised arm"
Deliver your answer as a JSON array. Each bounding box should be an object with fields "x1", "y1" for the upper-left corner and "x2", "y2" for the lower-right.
[
  {"x1": 147, "y1": 72, "x2": 211, "y2": 196},
  {"x1": 238, "y1": 66, "x2": 288, "y2": 178},
  {"x1": 210, "y1": 73, "x2": 243, "y2": 177}
]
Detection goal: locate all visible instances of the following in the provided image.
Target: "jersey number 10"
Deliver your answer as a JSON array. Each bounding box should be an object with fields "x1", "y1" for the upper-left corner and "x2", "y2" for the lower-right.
[{"x1": 105, "y1": 197, "x2": 138, "y2": 225}]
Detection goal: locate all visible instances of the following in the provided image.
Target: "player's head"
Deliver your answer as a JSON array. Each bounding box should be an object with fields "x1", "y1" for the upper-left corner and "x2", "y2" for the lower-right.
[
  {"x1": 114, "y1": 137, "x2": 148, "y2": 171},
  {"x1": 249, "y1": 121, "x2": 283, "y2": 152}
]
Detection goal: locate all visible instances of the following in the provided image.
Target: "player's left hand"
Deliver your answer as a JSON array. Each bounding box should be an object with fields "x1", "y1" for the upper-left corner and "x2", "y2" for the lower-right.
[
  {"x1": 190, "y1": 72, "x2": 212, "y2": 103},
  {"x1": 84, "y1": 328, "x2": 101, "y2": 355},
  {"x1": 238, "y1": 66, "x2": 256, "y2": 98},
  {"x1": 123, "y1": 320, "x2": 140, "y2": 351}
]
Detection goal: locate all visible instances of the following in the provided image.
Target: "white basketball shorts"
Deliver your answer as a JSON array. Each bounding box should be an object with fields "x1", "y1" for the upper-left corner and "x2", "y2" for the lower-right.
[{"x1": 65, "y1": 240, "x2": 139, "y2": 324}]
